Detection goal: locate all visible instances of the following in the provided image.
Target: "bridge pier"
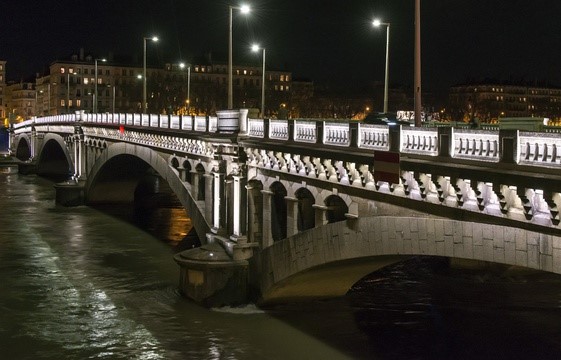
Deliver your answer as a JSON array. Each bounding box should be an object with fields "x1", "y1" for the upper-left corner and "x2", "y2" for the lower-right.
[{"x1": 54, "y1": 179, "x2": 86, "y2": 206}]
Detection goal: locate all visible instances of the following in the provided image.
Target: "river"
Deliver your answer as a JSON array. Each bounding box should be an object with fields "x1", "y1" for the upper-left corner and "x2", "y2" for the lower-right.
[{"x1": 1, "y1": 165, "x2": 561, "y2": 359}]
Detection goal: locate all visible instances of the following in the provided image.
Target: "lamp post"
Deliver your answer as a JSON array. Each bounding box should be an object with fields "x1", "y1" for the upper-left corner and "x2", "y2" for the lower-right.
[
  {"x1": 373, "y1": 19, "x2": 390, "y2": 114},
  {"x1": 112, "y1": 85, "x2": 116, "y2": 114},
  {"x1": 414, "y1": 0, "x2": 422, "y2": 127},
  {"x1": 179, "y1": 63, "x2": 191, "y2": 114},
  {"x1": 94, "y1": 58, "x2": 106, "y2": 113},
  {"x1": 66, "y1": 72, "x2": 76, "y2": 114},
  {"x1": 251, "y1": 44, "x2": 266, "y2": 117},
  {"x1": 228, "y1": 4, "x2": 250, "y2": 109},
  {"x1": 143, "y1": 36, "x2": 159, "y2": 114}
]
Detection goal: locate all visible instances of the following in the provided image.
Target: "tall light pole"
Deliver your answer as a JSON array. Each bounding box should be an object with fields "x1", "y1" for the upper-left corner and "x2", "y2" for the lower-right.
[
  {"x1": 94, "y1": 58, "x2": 106, "y2": 113},
  {"x1": 66, "y1": 72, "x2": 75, "y2": 114},
  {"x1": 414, "y1": 0, "x2": 422, "y2": 126},
  {"x1": 251, "y1": 44, "x2": 266, "y2": 117},
  {"x1": 228, "y1": 4, "x2": 250, "y2": 109},
  {"x1": 179, "y1": 62, "x2": 191, "y2": 114},
  {"x1": 373, "y1": 19, "x2": 390, "y2": 114},
  {"x1": 143, "y1": 36, "x2": 159, "y2": 114}
]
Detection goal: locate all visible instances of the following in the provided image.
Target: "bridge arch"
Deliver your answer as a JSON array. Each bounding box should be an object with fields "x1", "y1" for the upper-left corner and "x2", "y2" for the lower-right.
[
  {"x1": 35, "y1": 134, "x2": 74, "y2": 179},
  {"x1": 295, "y1": 187, "x2": 315, "y2": 231},
  {"x1": 86, "y1": 143, "x2": 211, "y2": 241},
  {"x1": 258, "y1": 215, "x2": 561, "y2": 305},
  {"x1": 14, "y1": 135, "x2": 31, "y2": 161},
  {"x1": 270, "y1": 181, "x2": 288, "y2": 242}
]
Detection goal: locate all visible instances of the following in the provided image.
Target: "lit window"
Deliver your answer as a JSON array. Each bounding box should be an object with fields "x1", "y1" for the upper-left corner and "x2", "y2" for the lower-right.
[
  {"x1": 61, "y1": 99, "x2": 65, "y2": 107},
  {"x1": 98, "y1": 78, "x2": 102, "y2": 84},
  {"x1": 69, "y1": 68, "x2": 74, "y2": 74},
  {"x1": 280, "y1": 75, "x2": 285, "y2": 81},
  {"x1": 286, "y1": 85, "x2": 290, "y2": 91},
  {"x1": 84, "y1": 78, "x2": 89, "y2": 85},
  {"x1": 243, "y1": 70, "x2": 247, "y2": 75},
  {"x1": 280, "y1": 85, "x2": 284, "y2": 91},
  {"x1": 194, "y1": 66, "x2": 199, "y2": 72},
  {"x1": 286, "y1": 75, "x2": 290, "y2": 81},
  {"x1": 61, "y1": 67, "x2": 66, "y2": 74},
  {"x1": 77, "y1": 99, "x2": 81, "y2": 107},
  {"x1": 69, "y1": 100, "x2": 73, "y2": 107},
  {"x1": 236, "y1": 70, "x2": 240, "y2": 75},
  {"x1": 201, "y1": 67, "x2": 206, "y2": 73}
]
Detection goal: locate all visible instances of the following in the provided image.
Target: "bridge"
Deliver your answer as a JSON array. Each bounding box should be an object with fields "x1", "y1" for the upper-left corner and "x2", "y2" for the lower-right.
[{"x1": 8, "y1": 110, "x2": 561, "y2": 306}]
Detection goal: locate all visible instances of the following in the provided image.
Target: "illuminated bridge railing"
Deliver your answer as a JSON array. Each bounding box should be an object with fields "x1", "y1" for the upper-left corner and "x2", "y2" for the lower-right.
[{"x1": 13, "y1": 113, "x2": 561, "y2": 170}]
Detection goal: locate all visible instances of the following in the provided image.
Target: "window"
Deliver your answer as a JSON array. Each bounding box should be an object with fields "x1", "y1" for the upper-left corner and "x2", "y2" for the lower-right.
[
  {"x1": 60, "y1": 67, "x2": 66, "y2": 74},
  {"x1": 76, "y1": 99, "x2": 81, "y2": 107},
  {"x1": 84, "y1": 69, "x2": 89, "y2": 74},
  {"x1": 280, "y1": 75, "x2": 285, "y2": 81},
  {"x1": 61, "y1": 99, "x2": 65, "y2": 107},
  {"x1": 98, "y1": 78, "x2": 102, "y2": 85},
  {"x1": 243, "y1": 70, "x2": 247, "y2": 75},
  {"x1": 105, "y1": 70, "x2": 110, "y2": 75},
  {"x1": 84, "y1": 78, "x2": 89, "y2": 85}
]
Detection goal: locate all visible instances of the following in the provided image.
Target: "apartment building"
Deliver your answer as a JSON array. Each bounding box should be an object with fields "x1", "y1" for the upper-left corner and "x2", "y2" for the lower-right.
[{"x1": 449, "y1": 82, "x2": 561, "y2": 122}]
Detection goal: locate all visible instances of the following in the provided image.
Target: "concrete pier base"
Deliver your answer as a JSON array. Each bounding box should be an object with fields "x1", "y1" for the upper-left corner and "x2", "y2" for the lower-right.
[
  {"x1": 174, "y1": 242, "x2": 250, "y2": 307},
  {"x1": 54, "y1": 180, "x2": 86, "y2": 206}
]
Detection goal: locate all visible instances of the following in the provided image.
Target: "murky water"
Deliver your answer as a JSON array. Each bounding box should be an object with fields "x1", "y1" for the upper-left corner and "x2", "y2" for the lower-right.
[{"x1": 2, "y1": 165, "x2": 561, "y2": 359}]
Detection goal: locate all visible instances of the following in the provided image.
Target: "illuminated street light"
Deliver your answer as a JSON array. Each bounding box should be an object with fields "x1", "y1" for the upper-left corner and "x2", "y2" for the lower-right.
[
  {"x1": 251, "y1": 44, "x2": 266, "y2": 117},
  {"x1": 373, "y1": 19, "x2": 390, "y2": 114},
  {"x1": 414, "y1": 0, "x2": 422, "y2": 126},
  {"x1": 66, "y1": 72, "x2": 77, "y2": 114},
  {"x1": 179, "y1": 62, "x2": 192, "y2": 114},
  {"x1": 228, "y1": 4, "x2": 251, "y2": 109},
  {"x1": 143, "y1": 36, "x2": 159, "y2": 113},
  {"x1": 94, "y1": 58, "x2": 106, "y2": 113}
]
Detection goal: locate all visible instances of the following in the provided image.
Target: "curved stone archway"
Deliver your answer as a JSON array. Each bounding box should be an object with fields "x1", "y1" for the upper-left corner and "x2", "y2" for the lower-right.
[
  {"x1": 257, "y1": 215, "x2": 561, "y2": 305},
  {"x1": 86, "y1": 142, "x2": 211, "y2": 243}
]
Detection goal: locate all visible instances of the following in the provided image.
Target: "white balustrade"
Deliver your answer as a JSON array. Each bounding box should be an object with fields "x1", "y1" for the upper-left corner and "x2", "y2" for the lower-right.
[
  {"x1": 453, "y1": 129, "x2": 499, "y2": 162},
  {"x1": 358, "y1": 124, "x2": 389, "y2": 151},
  {"x1": 519, "y1": 132, "x2": 561, "y2": 167},
  {"x1": 248, "y1": 118, "x2": 265, "y2": 138},
  {"x1": 269, "y1": 120, "x2": 289, "y2": 140},
  {"x1": 294, "y1": 121, "x2": 316, "y2": 143},
  {"x1": 400, "y1": 127, "x2": 438, "y2": 155},
  {"x1": 323, "y1": 122, "x2": 349, "y2": 147}
]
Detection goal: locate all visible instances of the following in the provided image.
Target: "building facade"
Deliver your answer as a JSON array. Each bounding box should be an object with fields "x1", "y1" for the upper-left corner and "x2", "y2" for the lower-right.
[
  {"x1": 34, "y1": 50, "x2": 293, "y2": 118},
  {"x1": 449, "y1": 82, "x2": 561, "y2": 122},
  {"x1": 5, "y1": 82, "x2": 35, "y2": 121}
]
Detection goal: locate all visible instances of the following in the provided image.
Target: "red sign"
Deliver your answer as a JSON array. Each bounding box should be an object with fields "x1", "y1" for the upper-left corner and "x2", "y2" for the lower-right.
[{"x1": 373, "y1": 151, "x2": 400, "y2": 184}]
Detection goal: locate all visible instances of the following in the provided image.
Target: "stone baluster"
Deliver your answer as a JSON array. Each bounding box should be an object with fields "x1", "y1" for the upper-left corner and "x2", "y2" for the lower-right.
[{"x1": 312, "y1": 204, "x2": 329, "y2": 226}]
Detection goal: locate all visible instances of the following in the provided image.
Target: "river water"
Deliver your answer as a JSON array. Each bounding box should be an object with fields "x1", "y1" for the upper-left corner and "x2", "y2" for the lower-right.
[{"x1": 2, "y1": 165, "x2": 561, "y2": 359}]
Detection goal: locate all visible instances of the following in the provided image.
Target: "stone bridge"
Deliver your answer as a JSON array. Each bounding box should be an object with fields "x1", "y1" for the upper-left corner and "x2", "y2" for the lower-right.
[{"x1": 9, "y1": 111, "x2": 561, "y2": 306}]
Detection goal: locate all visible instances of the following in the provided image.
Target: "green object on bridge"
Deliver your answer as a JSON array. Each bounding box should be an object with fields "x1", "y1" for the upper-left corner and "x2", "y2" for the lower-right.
[{"x1": 499, "y1": 117, "x2": 546, "y2": 131}]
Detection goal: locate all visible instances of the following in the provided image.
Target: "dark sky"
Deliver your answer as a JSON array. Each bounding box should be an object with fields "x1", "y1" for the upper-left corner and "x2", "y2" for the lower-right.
[{"x1": 2, "y1": 0, "x2": 561, "y2": 99}]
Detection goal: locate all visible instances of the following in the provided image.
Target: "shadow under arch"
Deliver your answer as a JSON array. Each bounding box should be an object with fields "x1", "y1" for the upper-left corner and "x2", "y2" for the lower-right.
[
  {"x1": 86, "y1": 143, "x2": 211, "y2": 244},
  {"x1": 35, "y1": 135, "x2": 73, "y2": 181},
  {"x1": 270, "y1": 181, "x2": 287, "y2": 242}
]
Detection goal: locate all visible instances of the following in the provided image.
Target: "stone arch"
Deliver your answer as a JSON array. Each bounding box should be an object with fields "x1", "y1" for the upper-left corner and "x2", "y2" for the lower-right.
[
  {"x1": 86, "y1": 142, "x2": 211, "y2": 243},
  {"x1": 325, "y1": 194, "x2": 349, "y2": 223},
  {"x1": 258, "y1": 215, "x2": 561, "y2": 305},
  {"x1": 170, "y1": 156, "x2": 180, "y2": 169},
  {"x1": 14, "y1": 135, "x2": 31, "y2": 160},
  {"x1": 182, "y1": 158, "x2": 192, "y2": 183},
  {"x1": 270, "y1": 181, "x2": 288, "y2": 242},
  {"x1": 295, "y1": 187, "x2": 315, "y2": 231},
  {"x1": 195, "y1": 163, "x2": 206, "y2": 201},
  {"x1": 35, "y1": 134, "x2": 74, "y2": 179}
]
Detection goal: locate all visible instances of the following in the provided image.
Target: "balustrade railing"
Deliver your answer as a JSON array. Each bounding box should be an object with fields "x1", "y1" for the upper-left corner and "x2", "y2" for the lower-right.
[{"x1": 13, "y1": 113, "x2": 561, "y2": 170}]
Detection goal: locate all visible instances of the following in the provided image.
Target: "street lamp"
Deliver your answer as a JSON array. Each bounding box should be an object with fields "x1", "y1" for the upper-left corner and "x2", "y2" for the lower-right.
[
  {"x1": 66, "y1": 72, "x2": 77, "y2": 114},
  {"x1": 373, "y1": 19, "x2": 390, "y2": 114},
  {"x1": 179, "y1": 62, "x2": 191, "y2": 114},
  {"x1": 228, "y1": 4, "x2": 250, "y2": 109},
  {"x1": 143, "y1": 36, "x2": 159, "y2": 114},
  {"x1": 251, "y1": 44, "x2": 266, "y2": 117},
  {"x1": 94, "y1": 58, "x2": 106, "y2": 113},
  {"x1": 414, "y1": 0, "x2": 422, "y2": 127}
]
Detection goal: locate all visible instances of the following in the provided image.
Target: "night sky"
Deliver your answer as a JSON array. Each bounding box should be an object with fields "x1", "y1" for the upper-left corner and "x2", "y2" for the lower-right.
[{"x1": 2, "y1": 0, "x2": 561, "y2": 101}]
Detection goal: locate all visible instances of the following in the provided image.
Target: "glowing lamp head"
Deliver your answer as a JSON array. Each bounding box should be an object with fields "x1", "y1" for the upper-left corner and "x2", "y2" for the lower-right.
[
  {"x1": 152, "y1": 36, "x2": 159, "y2": 42},
  {"x1": 240, "y1": 4, "x2": 250, "y2": 14},
  {"x1": 179, "y1": 63, "x2": 186, "y2": 69},
  {"x1": 373, "y1": 19, "x2": 381, "y2": 27},
  {"x1": 251, "y1": 44, "x2": 260, "y2": 52}
]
